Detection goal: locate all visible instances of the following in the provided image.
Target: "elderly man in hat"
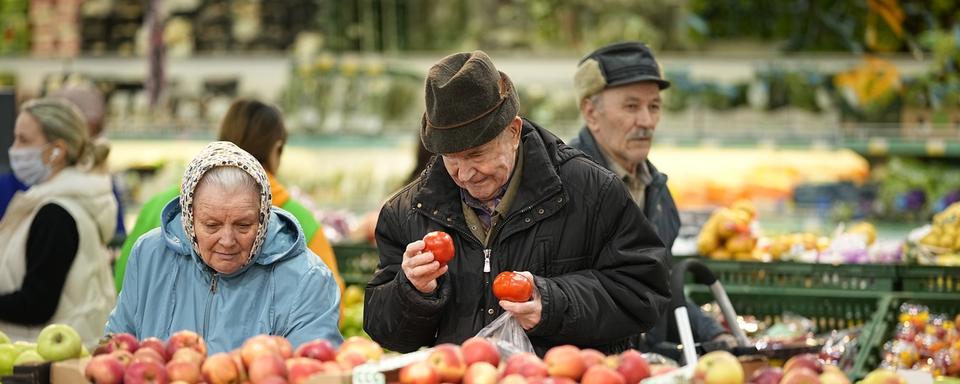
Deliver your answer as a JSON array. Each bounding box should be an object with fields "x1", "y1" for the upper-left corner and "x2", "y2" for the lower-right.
[
  {"x1": 569, "y1": 42, "x2": 733, "y2": 353},
  {"x1": 364, "y1": 50, "x2": 670, "y2": 356}
]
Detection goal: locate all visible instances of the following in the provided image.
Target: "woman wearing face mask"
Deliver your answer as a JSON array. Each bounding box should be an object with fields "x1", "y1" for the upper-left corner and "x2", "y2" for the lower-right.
[{"x1": 0, "y1": 98, "x2": 117, "y2": 347}]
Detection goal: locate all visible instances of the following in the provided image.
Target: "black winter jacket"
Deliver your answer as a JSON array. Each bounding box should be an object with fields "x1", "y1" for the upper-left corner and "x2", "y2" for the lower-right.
[{"x1": 363, "y1": 120, "x2": 670, "y2": 356}]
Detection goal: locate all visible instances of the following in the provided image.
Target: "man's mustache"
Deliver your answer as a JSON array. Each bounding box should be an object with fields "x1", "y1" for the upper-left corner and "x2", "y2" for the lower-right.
[{"x1": 626, "y1": 128, "x2": 654, "y2": 140}]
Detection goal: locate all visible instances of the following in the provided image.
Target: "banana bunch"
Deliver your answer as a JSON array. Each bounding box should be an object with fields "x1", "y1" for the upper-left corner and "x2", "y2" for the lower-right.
[
  {"x1": 846, "y1": 222, "x2": 877, "y2": 245},
  {"x1": 766, "y1": 232, "x2": 830, "y2": 261},
  {"x1": 697, "y1": 200, "x2": 758, "y2": 261},
  {"x1": 920, "y1": 202, "x2": 960, "y2": 251}
]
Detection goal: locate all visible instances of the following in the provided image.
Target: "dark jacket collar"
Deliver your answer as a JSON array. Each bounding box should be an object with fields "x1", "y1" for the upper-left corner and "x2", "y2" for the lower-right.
[
  {"x1": 412, "y1": 119, "x2": 576, "y2": 230},
  {"x1": 572, "y1": 126, "x2": 667, "y2": 189}
]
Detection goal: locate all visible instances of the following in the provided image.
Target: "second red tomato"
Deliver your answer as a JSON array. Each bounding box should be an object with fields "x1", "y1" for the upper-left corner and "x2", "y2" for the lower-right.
[{"x1": 493, "y1": 271, "x2": 533, "y2": 302}]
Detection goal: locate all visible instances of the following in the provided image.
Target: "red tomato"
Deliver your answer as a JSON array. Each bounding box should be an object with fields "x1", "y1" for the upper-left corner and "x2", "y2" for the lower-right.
[
  {"x1": 423, "y1": 231, "x2": 455, "y2": 266},
  {"x1": 492, "y1": 271, "x2": 533, "y2": 302}
]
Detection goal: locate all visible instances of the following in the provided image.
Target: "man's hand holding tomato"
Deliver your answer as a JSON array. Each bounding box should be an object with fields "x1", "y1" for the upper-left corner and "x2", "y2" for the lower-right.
[
  {"x1": 402, "y1": 231, "x2": 455, "y2": 294},
  {"x1": 401, "y1": 240, "x2": 449, "y2": 294},
  {"x1": 496, "y1": 271, "x2": 542, "y2": 330}
]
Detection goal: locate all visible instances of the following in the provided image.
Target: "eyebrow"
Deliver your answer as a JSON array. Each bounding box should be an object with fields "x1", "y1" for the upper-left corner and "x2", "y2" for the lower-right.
[{"x1": 624, "y1": 96, "x2": 661, "y2": 103}]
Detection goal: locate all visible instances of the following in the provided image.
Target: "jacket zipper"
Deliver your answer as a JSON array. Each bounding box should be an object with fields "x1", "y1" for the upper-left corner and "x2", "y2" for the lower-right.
[
  {"x1": 202, "y1": 273, "x2": 218, "y2": 338},
  {"x1": 483, "y1": 249, "x2": 491, "y2": 272}
]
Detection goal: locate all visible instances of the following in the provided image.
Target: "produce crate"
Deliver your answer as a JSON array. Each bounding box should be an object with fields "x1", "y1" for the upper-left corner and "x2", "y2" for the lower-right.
[
  {"x1": 680, "y1": 258, "x2": 897, "y2": 291},
  {"x1": 897, "y1": 265, "x2": 960, "y2": 293},
  {"x1": 687, "y1": 286, "x2": 885, "y2": 371},
  {"x1": 333, "y1": 243, "x2": 380, "y2": 286},
  {"x1": 687, "y1": 286, "x2": 884, "y2": 334},
  {"x1": 850, "y1": 292, "x2": 960, "y2": 380}
]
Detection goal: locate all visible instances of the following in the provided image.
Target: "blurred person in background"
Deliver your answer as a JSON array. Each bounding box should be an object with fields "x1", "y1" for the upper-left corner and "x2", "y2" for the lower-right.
[
  {"x1": 115, "y1": 99, "x2": 345, "y2": 304},
  {"x1": 106, "y1": 141, "x2": 342, "y2": 352},
  {"x1": 568, "y1": 42, "x2": 734, "y2": 352},
  {"x1": 351, "y1": 138, "x2": 433, "y2": 245},
  {"x1": 364, "y1": 50, "x2": 669, "y2": 356},
  {"x1": 0, "y1": 98, "x2": 117, "y2": 347},
  {"x1": 0, "y1": 85, "x2": 126, "y2": 246}
]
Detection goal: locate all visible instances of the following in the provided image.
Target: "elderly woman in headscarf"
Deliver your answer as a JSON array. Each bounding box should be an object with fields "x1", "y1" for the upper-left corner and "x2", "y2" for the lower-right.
[{"x1": 105, "y1": 142, "x2": 342, "y2": 352}]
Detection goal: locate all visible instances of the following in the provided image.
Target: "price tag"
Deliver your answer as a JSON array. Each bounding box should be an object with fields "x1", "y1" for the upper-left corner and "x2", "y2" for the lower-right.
[
  {"x1": 811, "y1": 140, "x2": 831, "y2": 150},
  {"x1": 926, "y1": 139, "x2": 946, "y2": 156},
  {"x1": 352, "y1": 370, "x2": 385, "y2": 384},
  {"x1": 867, "y1": 138, "x2": 888, "y2": 155},
  {"x1": 758, "y1": 138, "x2": 776, "y2": 149},
  {"x1": 701, "y1": 138, "x2": 720, "y2": 148}
]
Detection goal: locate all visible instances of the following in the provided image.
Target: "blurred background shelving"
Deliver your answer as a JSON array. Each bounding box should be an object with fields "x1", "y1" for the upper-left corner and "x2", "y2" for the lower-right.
[{"x1": 2, "y1": 0, "x2": 960, "y2": 242}]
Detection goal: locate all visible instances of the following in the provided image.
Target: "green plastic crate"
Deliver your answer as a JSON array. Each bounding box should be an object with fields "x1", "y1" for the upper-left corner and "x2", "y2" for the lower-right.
[
  {"x1": 687, "y1": 286, "x2": 884, "y2": 371},
  {"x1": 687, "y1": 286, "x2": 884, "y2": 334},
  {"x1": 681, "y1": 258, "x2": 897, "y2": 291},
  {"x1": 850, "y1": 292, "x2": 960, "y2": 380},
  {"x1": 898, "y1": 265, "x2": 960, "y2": 294},
  {"x1": 333, "y1": 243, "x2": 380, "y2": 286}
]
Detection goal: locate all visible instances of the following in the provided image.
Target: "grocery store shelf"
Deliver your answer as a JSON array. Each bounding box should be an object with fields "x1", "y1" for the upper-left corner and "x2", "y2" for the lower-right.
[{"x1": 654, "y1": 123, "x2": 960, "y2": 157}]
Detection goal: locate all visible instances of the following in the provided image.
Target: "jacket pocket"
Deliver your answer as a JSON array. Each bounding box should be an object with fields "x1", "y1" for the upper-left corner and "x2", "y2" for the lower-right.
[{"x1": 540, "y1": 237, "x2": 584, "y2": 276}]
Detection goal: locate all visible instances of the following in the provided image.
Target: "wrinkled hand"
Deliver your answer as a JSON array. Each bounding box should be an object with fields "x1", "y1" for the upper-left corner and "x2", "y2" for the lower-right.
[
  {"x1": 498, "y1": 271, "x2": 541, "y2": 330},
  {"x1": 401, "y1": 240, "x2": 449, "y2": 294}
]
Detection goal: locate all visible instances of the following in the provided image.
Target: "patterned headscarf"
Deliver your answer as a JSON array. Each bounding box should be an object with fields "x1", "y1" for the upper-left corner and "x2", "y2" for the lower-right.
[{"x1": 180, "y1": 141, "x2": 272, "y2": 263}]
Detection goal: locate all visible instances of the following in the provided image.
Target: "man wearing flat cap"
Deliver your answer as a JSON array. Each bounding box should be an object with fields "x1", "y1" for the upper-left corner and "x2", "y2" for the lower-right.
[
  {"x1": 569, "y1": 42, "x2": 733, "y2": 353},
  {"x1": 364, "y1": 50, "x2": 670, "y2": 355}
]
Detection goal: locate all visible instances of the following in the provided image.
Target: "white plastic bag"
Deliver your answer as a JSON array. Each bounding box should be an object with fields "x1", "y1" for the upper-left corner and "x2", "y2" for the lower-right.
[{"x1": 475, "y1": 312, "x2": 536, "y2": 358}]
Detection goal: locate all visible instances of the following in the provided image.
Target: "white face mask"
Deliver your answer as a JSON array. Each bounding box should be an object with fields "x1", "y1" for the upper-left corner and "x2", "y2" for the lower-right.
[{"x1": 8, "y1": 145, "x2": 55, "y2": 186}]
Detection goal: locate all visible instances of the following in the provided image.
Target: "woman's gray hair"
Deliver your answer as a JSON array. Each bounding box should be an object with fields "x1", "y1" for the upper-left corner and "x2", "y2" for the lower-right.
[{"x1": 195, "y1": 166, "x2": 260, "y2": 202}]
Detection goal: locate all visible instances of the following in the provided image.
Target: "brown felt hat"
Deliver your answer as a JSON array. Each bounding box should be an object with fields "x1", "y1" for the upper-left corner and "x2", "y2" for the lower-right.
[{"x1": 420, "y1": 51, "x2": 520, "y2": 154}]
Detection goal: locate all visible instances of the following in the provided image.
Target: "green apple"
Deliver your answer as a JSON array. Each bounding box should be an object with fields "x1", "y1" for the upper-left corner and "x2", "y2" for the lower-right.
[
  {"x1": 14, "y1": 350, "x2": 44, "y2": 365},
  {"x1": 0, "y1": 344, "x2": 19, "y2": 375},
  {"x1": 80, "y1": 345, "x2": 90, "y2": 357},
  {"x1": 12, "y1": 341, "x2": 37, "y2": 354},
  {"x1": 0, "y1": 330, "x2": 9, "y2": 344},
  {"x1": 36, "y1": 324, "x2": 82, "y2": 362}
]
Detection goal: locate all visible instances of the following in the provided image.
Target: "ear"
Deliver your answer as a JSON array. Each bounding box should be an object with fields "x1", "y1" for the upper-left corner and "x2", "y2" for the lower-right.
[
  {"x1": 508, "y1": 116, "x2": 522, "y2": 148},
  {"x1": 581, "y1": 97, "x2": 600, "y2": 133},
  {"x1": 510, "y1": 116, "x2": 522, "y2": 137},
  {"x1": 48, "y1": 140, "x2": 68, "y2": 163}
]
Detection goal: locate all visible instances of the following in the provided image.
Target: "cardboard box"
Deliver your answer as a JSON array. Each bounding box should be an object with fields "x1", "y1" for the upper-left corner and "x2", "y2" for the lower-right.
[{"x1": 50, "y1": 356, "x2": 90, "y2": 384}]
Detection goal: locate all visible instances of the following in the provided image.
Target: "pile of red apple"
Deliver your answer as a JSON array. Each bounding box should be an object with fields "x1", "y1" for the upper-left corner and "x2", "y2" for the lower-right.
[
  {"x1": 85, "y1": 331, "x2": 382, "y2": 384},
  {"x1": 746, "y1": 354, "x2": 850, "y2": 384},
  {"x1": 881, "y1": 303, "x2": 960, "y2": 377},
  {"x1": 399, "y1": 337, "x2": 672, "y2": 384}
]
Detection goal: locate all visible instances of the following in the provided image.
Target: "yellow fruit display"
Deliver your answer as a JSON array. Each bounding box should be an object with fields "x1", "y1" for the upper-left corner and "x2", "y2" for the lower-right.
[
  {"x1": 920, "y1": 202, "x2": 960, "y2": 252},
  {"x1": 763, "y1": 232, "x2": 825, "y2": 261},
  {"x1": 698, "y1": 201, "x2": 758, "y2": 260},
  {"x1": 846, "y1": 222, "x2": 877, "y2": 245}
]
